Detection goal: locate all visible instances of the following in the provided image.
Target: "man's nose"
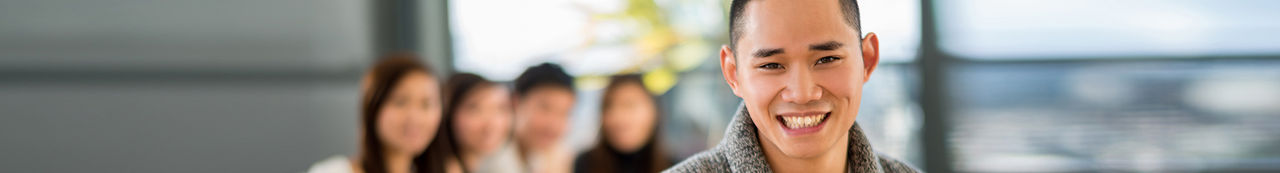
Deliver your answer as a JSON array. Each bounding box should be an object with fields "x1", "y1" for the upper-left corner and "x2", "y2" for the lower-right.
[{"x1": 780, "y1": 69, "x2": 822, "y2": 104}]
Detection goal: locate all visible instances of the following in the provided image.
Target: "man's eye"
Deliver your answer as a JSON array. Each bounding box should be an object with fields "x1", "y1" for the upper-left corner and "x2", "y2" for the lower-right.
[
  {"x1": 758, "y1": 63, "x2": 783, "y2": 69},
  {"x1": 817, "y1": 56, "x2": 841, "y2": 64}
]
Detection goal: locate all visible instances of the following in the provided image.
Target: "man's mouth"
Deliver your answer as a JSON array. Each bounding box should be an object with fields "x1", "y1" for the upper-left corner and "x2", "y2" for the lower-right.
[{"x1": 776, "y1": 112, "x2": 830, "y2": 129}]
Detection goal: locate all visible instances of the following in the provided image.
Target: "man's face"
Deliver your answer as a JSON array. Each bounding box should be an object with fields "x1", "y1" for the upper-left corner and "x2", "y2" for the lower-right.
[
  {"x1": 513, "y1": 86, "x2": 575, "y2": 152},
  {"x1": 721, "y1": 0, "x2": 879, "y2": 159}
]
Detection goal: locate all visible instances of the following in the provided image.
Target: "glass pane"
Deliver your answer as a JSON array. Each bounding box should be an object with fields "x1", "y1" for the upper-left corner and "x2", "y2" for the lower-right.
[
  {"x1": 946, "y1": 59, "x2": 1280, "y2": 172},
  {"x1": 860, "y1": 0, "x2": 921, "y2": 63},
  {"x1": 937, "y1": 0, "x2": 1280, "y2": 60},
  {"x1": 448, "y1": 0, "x2": 728, "y2": 81}
]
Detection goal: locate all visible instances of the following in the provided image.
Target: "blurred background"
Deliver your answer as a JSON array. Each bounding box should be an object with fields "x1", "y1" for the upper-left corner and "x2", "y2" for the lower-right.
[{"x1": 1, "y1": 0, "x2": 1278, "y2": 172}]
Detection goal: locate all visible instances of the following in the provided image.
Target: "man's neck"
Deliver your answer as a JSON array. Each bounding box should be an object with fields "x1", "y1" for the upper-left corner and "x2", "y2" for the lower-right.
[
  {"x1": 517, "y1": 143, "x2": 550, "y2": 167},
  {"x1": 759, "y1": 134, "x2": 849, "y2": 173},
  {"x1": 383, "y1": 151, "x2": 414, "y2": 173},
  {"x1": 461, "y1": 151, "x2": 482, "y2": 171},
  {"x1": 516, "y1": 144, "x2": 539, "y2": 162}
]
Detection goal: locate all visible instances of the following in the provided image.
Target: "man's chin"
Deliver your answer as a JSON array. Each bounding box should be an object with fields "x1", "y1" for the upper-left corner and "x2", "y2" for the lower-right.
[
  {"x1": 778, "y1": 143, "x2": 836, "y2": 159},
  {"x1": 771, "y1": 135, "x2": 835, "y2": 155}
]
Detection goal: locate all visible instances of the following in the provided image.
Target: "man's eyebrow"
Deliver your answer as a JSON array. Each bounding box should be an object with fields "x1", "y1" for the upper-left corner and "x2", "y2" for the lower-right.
[
  {"x1": 810, "y1": 41, "x2": 844, "y2": 51},
  {"x1": 752, "y1": 48, "x2": 784, "y2": 58}
]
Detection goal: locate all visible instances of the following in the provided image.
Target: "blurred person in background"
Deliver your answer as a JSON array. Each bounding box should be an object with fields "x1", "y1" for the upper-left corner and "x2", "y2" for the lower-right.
[
  {"x1": 573, "y1": 74, "x2": 672, "y2": 173},
  {"x1": 511, "y1": 63, "x2": 578, "y2": 173},
  {"x1": 309, "y1": 54, "x2": 444, "y2": 173},
  {"x1": 419, "y1": 73, "x2": 520, "y2": 173},
  {"x1": 666, "y1": 0, "x2": 919, "y2": 172}
]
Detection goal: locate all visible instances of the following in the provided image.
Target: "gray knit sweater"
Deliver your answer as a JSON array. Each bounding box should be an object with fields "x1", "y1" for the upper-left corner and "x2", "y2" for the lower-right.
[{"x1": 665, "y1": 104, "x2": 921, "y2": 173}]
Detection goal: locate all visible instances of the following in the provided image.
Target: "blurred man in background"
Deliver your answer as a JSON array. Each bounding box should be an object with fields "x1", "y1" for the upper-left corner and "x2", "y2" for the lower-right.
[{"x1": 511, "y1": 63, "x2": 578, "y2": 173}]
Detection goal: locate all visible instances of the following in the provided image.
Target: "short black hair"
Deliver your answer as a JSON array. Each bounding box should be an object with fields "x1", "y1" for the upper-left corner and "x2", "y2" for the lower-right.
[
  {"x1": 728, "y1": 0, "x2": 861, "y2": 52},
  {"x1": 514, "y1": 62, "x2": 576, "y2": 97}
]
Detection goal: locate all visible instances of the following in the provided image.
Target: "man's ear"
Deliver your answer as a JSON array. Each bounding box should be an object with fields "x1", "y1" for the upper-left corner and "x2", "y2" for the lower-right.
[
  {"x1": 720, "y1": 45, "x2": 743, "y2": 97},
  {"x1": 860, "y1": 32, "x2": 880, "y2": 83}
]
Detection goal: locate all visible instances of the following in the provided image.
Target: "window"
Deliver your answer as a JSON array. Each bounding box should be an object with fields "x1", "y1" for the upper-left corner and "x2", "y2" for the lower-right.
[
  {"x1": 936, "y1": 1, "x2": 1280, "y2": 172},
  {"x1": 937, "y1": 0, "x2": 1280, "y2": 60}
]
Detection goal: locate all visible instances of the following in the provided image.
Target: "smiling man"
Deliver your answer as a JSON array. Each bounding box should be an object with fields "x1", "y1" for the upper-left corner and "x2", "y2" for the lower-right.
[{"x1": 665, "y1": 0, "x2": 919, "y2": 172}]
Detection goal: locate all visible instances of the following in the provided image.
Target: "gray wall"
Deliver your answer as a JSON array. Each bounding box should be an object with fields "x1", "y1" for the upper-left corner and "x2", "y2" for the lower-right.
[{"x1": 0, "y1": 0, "x2": 379, "y2": 172}]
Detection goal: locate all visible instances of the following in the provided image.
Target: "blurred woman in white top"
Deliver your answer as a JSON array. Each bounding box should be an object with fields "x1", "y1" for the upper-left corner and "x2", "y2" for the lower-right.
[{"x1": 309, "y1": 54, "x2": 444, "y2": 173}]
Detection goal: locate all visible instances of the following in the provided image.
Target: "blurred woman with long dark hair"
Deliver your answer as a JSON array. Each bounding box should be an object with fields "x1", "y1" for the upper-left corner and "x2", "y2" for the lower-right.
[
  {"x1": 573, "y1": 74, "x2": 671, "y2": 173},
  {"x1": 309, "y1": 54, "x2": 443, "y2": 173},
  {"x1": 419, "y1": 73, "x2": 516, "y2": 173}
]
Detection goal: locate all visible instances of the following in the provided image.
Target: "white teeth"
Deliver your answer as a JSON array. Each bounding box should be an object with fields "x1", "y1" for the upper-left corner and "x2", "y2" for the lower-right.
[{"x1": 781, "y1": 115, "x2": 825, "y2": 128}]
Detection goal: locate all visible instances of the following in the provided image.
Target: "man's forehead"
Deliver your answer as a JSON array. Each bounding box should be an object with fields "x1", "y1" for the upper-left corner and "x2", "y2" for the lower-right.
[
  {"x1": 749, "y1": 1, "x2": 840, "y2": 24},
  {"x1": 738, "y1": 0, "x2": 859, "y2": 53}
]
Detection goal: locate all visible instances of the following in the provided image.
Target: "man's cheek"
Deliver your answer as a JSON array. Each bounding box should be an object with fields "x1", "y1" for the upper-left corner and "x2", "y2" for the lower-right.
[
  {"x1": 819, "y1": 79, "x2": 852, "y2": 99},
  {"x1": 746, "y1": 78, "x2": 783, "y2": 103},
  {"x1": 819, "y1": 68, "x2": 859, "y2": 98}
]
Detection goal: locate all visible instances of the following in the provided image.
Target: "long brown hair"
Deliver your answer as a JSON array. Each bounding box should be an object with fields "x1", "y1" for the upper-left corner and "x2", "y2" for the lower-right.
[
  {"x1": 419, "y1": 73, "x2": 501, "y2": 173},
  {"x1": 358, "y1": 53, "x2": 435, "y2": 173},
  {"x1": 579, "y1": 74, "x2": 670, "y2": 173}
]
